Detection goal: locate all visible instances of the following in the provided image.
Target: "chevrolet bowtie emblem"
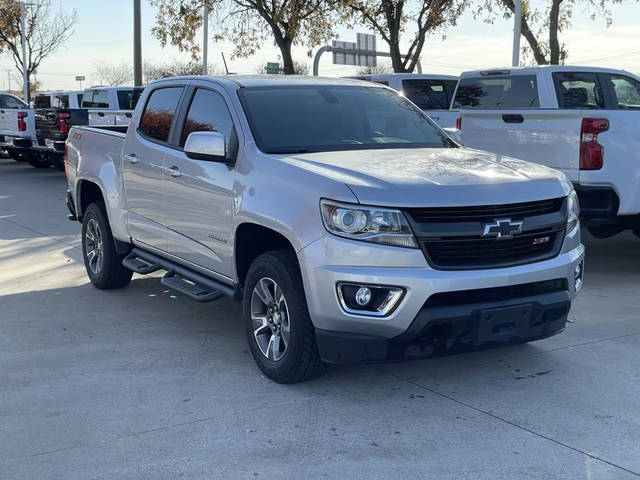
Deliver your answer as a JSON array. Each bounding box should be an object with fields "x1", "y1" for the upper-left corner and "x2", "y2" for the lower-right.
[{"x1": 482, "y1": 218, "x2": 524, "y2": 239}]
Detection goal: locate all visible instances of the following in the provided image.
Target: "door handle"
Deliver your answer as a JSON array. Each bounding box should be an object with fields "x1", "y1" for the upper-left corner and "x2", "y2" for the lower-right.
[
  {"x1": 125, "y1": 153, "x2": 138, "y2": 164},
  {"x1": 165, "y1": 165, "x2": 181, "y2": 178},
  {"x1": 502, "y1": 114, "x2": 524, "y2": 123}
]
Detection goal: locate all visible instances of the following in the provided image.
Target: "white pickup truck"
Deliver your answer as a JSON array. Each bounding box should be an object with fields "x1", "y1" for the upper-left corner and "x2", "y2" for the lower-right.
[
  {"x1": 348, "y1": 73, "x2": 459, "y2": 129},
  {"x1": 0, "y1": 93, "x2": 33, "y2": 162},
  {"x1": 453, "y1": 66, "x2": 640, "y2": 238}
]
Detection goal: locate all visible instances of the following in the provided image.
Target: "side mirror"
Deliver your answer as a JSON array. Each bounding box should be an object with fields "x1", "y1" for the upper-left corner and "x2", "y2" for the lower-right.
[{"x1": 184, "y1": 131, "x2": 227, "y2": 162}]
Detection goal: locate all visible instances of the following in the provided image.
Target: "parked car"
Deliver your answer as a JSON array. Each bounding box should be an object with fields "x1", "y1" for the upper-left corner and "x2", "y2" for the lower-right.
[
  {"x1": 0, "y1": 93, "x2": 33, "y2": 163},
  {"x1": 34, "y1": 86, "x2": 144, "y2": 170},
  {"x1": 453, "y1": 66, "x2": 640, "y2": 238},
  {"x1": 65, "y1": 76, "x2": 584, "y2": 383},
  {"x1": 348, "y1": 73, "x2": 459, "y2": 129}
]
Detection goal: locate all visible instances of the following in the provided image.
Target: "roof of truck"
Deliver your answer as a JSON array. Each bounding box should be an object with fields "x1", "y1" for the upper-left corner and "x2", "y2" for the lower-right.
[
  {"x1": 151, "y1": 75, "x2": 381, "y2": 89},
  {"x1": 460, "y1": 65, "x2": 634, "y2": 77}
]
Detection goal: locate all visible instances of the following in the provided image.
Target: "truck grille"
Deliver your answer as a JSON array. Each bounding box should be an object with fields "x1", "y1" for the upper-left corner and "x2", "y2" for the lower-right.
[
  {"x1": 422, "y1": 226, "x2": 565, "y2": 270},
  {"x1": 407, "y1": 198, "x2": 563, "y2": 223},
  {"x1": 406, "y1": 198, "x2": 567, "y2": 270}
]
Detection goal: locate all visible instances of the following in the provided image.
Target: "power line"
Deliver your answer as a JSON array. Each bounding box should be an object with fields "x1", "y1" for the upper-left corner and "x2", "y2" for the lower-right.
[{"x1": 573, "y1": 49, "x2": 640, "y2": 64}]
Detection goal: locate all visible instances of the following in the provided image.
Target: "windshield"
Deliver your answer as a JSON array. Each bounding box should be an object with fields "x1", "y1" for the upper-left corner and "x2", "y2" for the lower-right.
[{"x1": 238, "y1": 85, "x2": 453, "y2": 154}]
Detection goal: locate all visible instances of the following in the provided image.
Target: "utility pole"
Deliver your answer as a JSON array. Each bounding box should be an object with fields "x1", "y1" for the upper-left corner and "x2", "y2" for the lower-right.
[
  {"x1": 5, "y1": 70, "x2": 11, "y2": 92},
  {"x1": 133, "y1": 0, "x2": 143, "y2": 86},
  {"x1": 512, "y1": 0, "x2": 522, "y2": 67},
  {"x1": 19, "y1": 2, "x2": 27, "y2": 100},
  {"x1": 202, "y1": 1, "x2": 209, "y2": 75}
]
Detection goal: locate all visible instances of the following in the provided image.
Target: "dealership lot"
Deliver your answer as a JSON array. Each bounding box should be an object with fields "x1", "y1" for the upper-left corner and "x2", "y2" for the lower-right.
[{"x1": 1, "y1": 157, "x2": 639, "y2": 479}]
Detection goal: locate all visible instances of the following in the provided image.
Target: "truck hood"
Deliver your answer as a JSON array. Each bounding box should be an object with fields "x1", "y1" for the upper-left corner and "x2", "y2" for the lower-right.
[{"x1": 279, "y1": 147, "x2": 572, "y2": 207}]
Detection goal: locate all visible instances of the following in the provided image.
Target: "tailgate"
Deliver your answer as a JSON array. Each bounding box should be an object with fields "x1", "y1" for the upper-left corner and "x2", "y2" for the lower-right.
[
  {"x1": 0, "y1": 109, "x2": 17, "y2": 134},
  {"x1": 460, "y1": 110, "x2": 584, "y2": 181},
  {"x1": 35, "y1": 108, "x2": 62, "y2": 139}
]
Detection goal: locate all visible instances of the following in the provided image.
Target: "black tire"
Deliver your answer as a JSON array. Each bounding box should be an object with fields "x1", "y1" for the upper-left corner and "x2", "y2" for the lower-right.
[
  {"x1": 243, "y1": 250, "x2": 325, "y2": 383},
  {"x1": 6, "y1": 148, "x2": 26, "y2": 162},
  {"x1": 23, "y1": 150, "x2": 52, "y2": 169},
  {"x1": 51, "y1": 153, "x2": 65, "y2": 171},
  {"x1": 81, "y1": 202, "x2": 133, "y2": 289},
  {"x1": 587, "y1": 225, "x2": 623, "y2": 239}
]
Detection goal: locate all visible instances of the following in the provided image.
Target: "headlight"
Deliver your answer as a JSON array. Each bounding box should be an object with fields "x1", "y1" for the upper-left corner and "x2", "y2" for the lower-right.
[
  {"x1": 567, "y1": 190, "x2": 580, "y2": 235},
  {"x1": 320, "y1": 200, "x2": 418, "y2": 248}
]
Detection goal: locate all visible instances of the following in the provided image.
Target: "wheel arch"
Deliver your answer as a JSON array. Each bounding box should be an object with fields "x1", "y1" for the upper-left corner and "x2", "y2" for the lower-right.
[{"x1": 234, "y1": 223, "x2": 298, "y2": 287}]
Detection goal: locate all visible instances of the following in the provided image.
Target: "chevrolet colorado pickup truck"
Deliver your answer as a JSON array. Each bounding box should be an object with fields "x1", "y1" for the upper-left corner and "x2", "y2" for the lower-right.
[
  {"x1": 453, "y1": 66, "x2": 640, "y2": 239},
  {"x1": 65, "y1": 76, "x2": 584, "y2": 383}
]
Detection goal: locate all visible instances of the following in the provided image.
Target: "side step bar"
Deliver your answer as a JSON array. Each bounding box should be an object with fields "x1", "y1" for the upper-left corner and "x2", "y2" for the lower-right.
[{"x1": 122, "y1": 248, "x2": 237, "y2": 302}]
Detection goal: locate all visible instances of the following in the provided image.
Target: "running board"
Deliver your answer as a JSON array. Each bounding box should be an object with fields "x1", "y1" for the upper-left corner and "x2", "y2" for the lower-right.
[{"x1": 122, "y1": 248, "x2": 237, "y2": 302}]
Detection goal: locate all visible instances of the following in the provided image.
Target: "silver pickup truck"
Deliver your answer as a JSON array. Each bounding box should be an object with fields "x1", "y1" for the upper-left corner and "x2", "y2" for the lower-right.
[{"x1": 65, "y1": 76, "x2": 584, "y2": 383}]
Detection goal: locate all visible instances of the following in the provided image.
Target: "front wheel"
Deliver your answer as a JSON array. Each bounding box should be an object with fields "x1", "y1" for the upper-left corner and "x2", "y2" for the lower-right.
[
  {"x1": 81, "y1": 202, "x2": 133, "y2": 289},
  {"x1": 243, "y1": 250, "x2": 325, "y2": 383}
]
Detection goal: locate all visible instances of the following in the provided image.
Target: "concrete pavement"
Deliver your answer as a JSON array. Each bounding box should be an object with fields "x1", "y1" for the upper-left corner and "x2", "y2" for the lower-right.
[{"x1": 1, "y1": 157, "x2": 639, "y2": 479}]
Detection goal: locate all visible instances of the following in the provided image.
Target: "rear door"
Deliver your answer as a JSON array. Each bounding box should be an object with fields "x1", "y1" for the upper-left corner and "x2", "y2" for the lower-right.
[
  {"x1": 588, "y1": 72, "x2": 640, "y2": 215},
  {"x1": 162, "y1": 84, "x2": 238, "y2": 278},
  {"x1": 122, "y1": 84, "x2": 185, "y2": 251},
  {"x1": 456, "y1": 72, "x2": 583, "y2": 180}
]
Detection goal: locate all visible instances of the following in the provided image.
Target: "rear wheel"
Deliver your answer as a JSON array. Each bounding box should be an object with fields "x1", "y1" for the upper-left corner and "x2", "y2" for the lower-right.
[
  {"x1": 243, "y1": 250, "x2": 325, "y2": 383},
  {"x1": 23, "y1": 150, "x2": 52, "y2": 169},
  {"x1": 51, "y1": 153, "x2": 65, "y2": 171},
  {"x1": 81, "y1": 202, "x2": 133, "y2": 289}
]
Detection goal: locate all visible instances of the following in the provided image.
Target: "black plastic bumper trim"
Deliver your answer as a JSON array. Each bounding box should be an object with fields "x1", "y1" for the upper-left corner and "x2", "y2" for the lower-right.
[{"x1": 315, "y1": 291, "x2": 570, "y2": 364}]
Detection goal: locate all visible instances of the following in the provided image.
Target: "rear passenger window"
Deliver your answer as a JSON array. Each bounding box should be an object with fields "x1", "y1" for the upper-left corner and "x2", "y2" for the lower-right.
[
  {"x1": 402, "y1": 79, "x2": 457, "y2": 110},
  {"x1": 82, "y1": 90, "x2": 110, "y2": 108},
  {"x1": 53, "y1": 95, "x2": 69, "y2": 109},
  {"x1": 180, "y1": 88, "x2": 237, "y2": 156},
  {"x1": 34, "y1": 95, "x2": 51, "y2": 108},
  {"x1": 609, "y1": 75, "x2": 640, "y2": 110},
  {"x1": 553, "y1": 72, "x2": 604, "y2": 109},
  {"x1": 453, "y1": 75, "x2": 539, "y2": 109},
  {"x1": 139, "y1": 87, "x2": 183, "y2": 142}
]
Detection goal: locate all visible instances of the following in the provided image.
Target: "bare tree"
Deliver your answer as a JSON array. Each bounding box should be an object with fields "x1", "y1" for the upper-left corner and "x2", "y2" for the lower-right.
[
  {"x1": 143, "y1": 60, "x2": 218, "y2": 82},
  {"x1": 93, "y1": 62, "x2": 133, "y2": 86},
  {"x1": 357, "y1": 61, "x2": 393, "y2": 75},
  {"x1": 477, "y1": 0, "x2": 636, "y2": 65},
  {"x1": 0, "y1": 0, "x2": 78, "y2": 100},
  {"x1": 256, "y1": 59, "x2": 309, "y2": 75},
  {"x1": 339, "y1": 0, "x2": 466, "y2": 73}
]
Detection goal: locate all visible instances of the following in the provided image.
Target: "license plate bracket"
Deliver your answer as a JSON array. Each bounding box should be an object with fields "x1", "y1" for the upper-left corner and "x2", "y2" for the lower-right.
[{"x1": 476, "y1": 304, "x2": 534, "y2": 343}]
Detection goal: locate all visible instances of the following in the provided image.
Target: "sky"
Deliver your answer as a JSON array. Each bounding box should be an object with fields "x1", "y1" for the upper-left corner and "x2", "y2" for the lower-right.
[{"x1": 1, "y1": 0, "x2": 640, "y2": 91}]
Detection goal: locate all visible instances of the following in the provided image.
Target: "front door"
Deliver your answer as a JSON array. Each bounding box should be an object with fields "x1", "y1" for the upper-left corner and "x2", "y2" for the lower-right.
[
  {"x1": 163, "y1": 86, "x2": 238, "y2": 278},
  {"x1": 122, "y1": 85, "x2": 184, "y2": 252}
]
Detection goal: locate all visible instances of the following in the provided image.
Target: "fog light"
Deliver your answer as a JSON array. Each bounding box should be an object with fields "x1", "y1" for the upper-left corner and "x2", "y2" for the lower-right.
[
  {"x1": 337, "y1": 283, "x2": 405, "y2": 317},
  {"x1": 574, "y1": 261, "x2": 583, "y2": 292},
  {"x1": 355, "y1": 287, "x2": 372, "y2": 306}
]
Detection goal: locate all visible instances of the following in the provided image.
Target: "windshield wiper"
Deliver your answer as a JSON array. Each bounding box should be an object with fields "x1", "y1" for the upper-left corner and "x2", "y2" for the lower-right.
[{"x1": 264, "y1": 148, "x2": 315, "y2": 154}]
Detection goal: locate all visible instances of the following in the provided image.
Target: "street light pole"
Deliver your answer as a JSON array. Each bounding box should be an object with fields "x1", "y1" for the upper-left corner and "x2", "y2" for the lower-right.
[
  {"x1": 19, "y1": 2, "x2": 27, "y2": 101},
  {"x1": 133, "y1": 0, "x2": 143, "y2": 86},
  {"x1": 202, "y1": 1, "x2": 208, "y2": 75},
  {"x1": 512, "y1": 0, "x2": 522, "y2": 67}
]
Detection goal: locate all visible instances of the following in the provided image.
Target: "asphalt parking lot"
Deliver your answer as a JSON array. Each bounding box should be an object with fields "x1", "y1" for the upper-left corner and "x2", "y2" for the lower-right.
[{"x1": 1, "y1": 157, "x2": 639, "y2": 480}]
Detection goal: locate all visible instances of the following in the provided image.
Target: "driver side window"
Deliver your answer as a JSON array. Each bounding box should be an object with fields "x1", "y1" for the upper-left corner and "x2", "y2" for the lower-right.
[{"x1": 181, "y1": 88, "x2": 237, "y2": 159}]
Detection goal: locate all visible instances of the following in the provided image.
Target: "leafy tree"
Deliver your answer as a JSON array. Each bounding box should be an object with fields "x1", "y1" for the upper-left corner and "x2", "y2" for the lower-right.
[
  {"x1": 150, "y1": 0, "x2": 336, "y2": 75},
  {"x1": 477, "y1": 0, "x2": 635, "y2": 65},
  {"x1": 339, "y1": 0, "x2": 466, "y2": 73},
  {"x1": 0, "y1": 0, "x2": 77, "y2": 100}
]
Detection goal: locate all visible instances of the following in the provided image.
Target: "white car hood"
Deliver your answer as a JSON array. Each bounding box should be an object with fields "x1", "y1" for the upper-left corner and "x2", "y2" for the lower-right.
[{"x1": 279, "y1": 147, "x2": 572, "y2": 207}]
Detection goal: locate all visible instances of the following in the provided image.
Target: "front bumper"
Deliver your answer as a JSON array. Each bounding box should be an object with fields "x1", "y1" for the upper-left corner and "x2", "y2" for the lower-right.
[
  {"x1": 316, "y1": 289, "x2": 570, "y2": 363},
  {"x1": 298, "y1": 229, "x2": 584, "y2": 362}
]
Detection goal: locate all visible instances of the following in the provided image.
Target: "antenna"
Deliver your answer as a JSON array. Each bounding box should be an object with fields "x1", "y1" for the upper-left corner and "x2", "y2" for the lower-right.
[{"x1": 221, "y1": 52, "x2": 229, "y2": 75}]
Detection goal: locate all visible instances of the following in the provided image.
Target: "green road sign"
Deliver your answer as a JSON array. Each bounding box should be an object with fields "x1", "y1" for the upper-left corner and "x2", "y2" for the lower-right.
[{"x1": 266, "y1": 62, "x2": 280, "y2": 74}]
